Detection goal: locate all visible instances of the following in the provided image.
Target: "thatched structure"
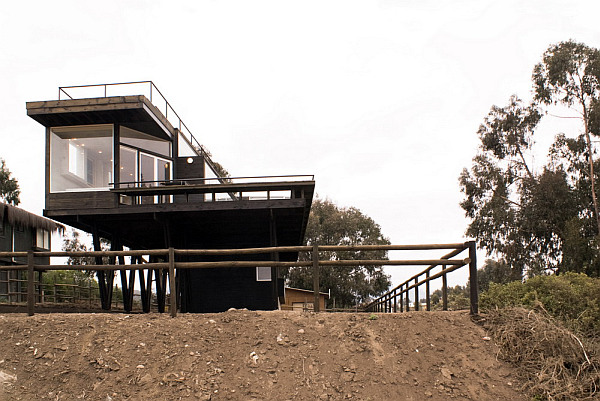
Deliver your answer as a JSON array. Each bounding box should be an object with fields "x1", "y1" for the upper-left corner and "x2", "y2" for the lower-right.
[{"x1": 0, "y1": 203, "x2": 63, "y2": 233}]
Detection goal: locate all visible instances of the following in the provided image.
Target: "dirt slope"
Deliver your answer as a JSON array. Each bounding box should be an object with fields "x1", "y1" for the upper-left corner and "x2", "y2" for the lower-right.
[{"x1": 0, "y1": 310, "x2": 526, "y2": 401}]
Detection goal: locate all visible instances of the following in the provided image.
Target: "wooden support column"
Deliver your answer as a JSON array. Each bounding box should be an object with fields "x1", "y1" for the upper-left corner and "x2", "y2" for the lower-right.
[
  {"x1": 27, "y1": 251, "x2": 35, "y2": 316},
  {"x1": 138, "y1": 257, "x2": 152, "y2": 313},
  {"x1": 93, "y1": 229, "x2": 113, "y2": 310},
  {"x1": 312, "y1": 244, "x2": 320, "y2": 312},
  {"x1": 169, "y1": 247, "x2": 176, "y2": 317},
  {"x1": 468, "y1": 241, "x2": 478, "y2": 315},
  {"x1": 269, "y1": 210, "x2": 280, "y2": 309}
]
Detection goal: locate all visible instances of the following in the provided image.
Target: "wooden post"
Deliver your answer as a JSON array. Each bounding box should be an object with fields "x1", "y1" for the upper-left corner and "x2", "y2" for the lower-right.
[
  {"x1": 442, "y1": 265, "x2": 448, "y2": 311},
  {"x1": 399, "y1": 285, "x2": 404, "y2": 312},
  {"x1": 426, "y1": 270, "x2": 431, "y2": 311},
  {"x1": 414, "y1": 277, "x2": 419, "y2": 311},
  {"x1": 27, "y1": 251, "x2": 35, "y2": 316},
  {"x1": 393, "y1": 288, "x2": 397, "y2": 313},
  {"x1": 169, "y1": 247, "x2": 177, "y2": 317},
  {"x1": 405, "y1": 285, "x2": 410, "y2": 312},
  {"x1": 312, "y1": 244, "x2": 320, "y2": 312},
  {"x1": 468, "y1": 241, "x2": 478, "y2": 315}
]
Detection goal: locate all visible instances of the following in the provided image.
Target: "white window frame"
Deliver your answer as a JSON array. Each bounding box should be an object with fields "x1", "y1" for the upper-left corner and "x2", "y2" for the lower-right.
[{"x1": 256, "y1": 266, "x2": 272, "y2": 281}]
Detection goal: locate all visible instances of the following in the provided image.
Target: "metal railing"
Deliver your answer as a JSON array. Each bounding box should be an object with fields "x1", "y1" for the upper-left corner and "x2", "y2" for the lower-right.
[
  {"x1": 0, "y1": 242, "x2": 476, "y2": 316},
  {"x1": 58, "y1": 81, "x2": 205, "y2": 167}
]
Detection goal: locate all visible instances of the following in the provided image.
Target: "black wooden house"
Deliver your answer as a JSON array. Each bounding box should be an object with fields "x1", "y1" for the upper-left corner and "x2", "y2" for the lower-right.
[{"x1": 26, "y1": 83, "x2": 315, "y2": 312}]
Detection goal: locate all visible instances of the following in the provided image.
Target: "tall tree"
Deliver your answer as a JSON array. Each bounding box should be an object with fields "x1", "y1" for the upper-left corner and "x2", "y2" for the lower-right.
[
  {"x1": 460, "y1": 96, "x2": 543, "y2": 278},
  {"x1": 461, "y1": 40, "x2": 600, "y2": 278},
  {"x1": 0, "y1": 158, "x2": 20, "y2": 205},
  {"x1": 533, "y1": 40, "x2": 600, "y2": 234},
  {"x1": 286, "y1": 198, "x2": 391, "y2": 308}
]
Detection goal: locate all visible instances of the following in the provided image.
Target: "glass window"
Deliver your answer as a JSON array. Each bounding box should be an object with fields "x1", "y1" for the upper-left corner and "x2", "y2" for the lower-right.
[
  {"x1": 36, "y1": 228, "x2": 50, "y2": 250},
  {"x1": 140, "y1": 153, "x2": 155, "y2": 186},
  {"x1": 256, "y1": 266, "x2": 272, "y2": 281},
  {"x1": 178, "y1": 132, "x2": 197, "y2": 157},
  {"x1": 50, "y1": 125, "x2": 113, "y2": 192},
  {"x1": 121, "y1": 126, "x2": 170, "y2": 157},
  {"x1": 119, "y1": 146, "x2": 137, "y2": 187}
]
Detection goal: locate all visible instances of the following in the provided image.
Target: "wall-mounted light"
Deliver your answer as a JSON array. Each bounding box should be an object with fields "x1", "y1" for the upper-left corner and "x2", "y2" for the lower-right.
[{"x1": 187, "y1": 157, "x2": 194, "y2": 164}]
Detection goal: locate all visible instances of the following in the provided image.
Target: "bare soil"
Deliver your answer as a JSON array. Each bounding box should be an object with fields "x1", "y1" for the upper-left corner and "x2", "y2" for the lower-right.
[{"x1": 0, "y1": 310, "x2": 527, "y2": 401}]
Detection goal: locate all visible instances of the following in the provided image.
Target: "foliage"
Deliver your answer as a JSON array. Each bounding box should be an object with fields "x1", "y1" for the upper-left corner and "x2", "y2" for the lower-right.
[
  {"x1": 430, "y1": 285, "x2": 470, "y2": 310},
  {"x1": 0, "y1": 158, "x2": 20, "y2": 205},
  {"x1": 533, "y1": 40, "x2": 600, "y2": 236},
  {"x1": 480, "y1": 272, "x2": 600, "y2": 335},
  {"x1": 461, "y1": 40, "x2": 600, "y2": 278},
  {"x1": 476, "y1": 259, "x2": 513, "y2": 292},
  {"x1": 286, "y1": 198, "x2": 391, "y2": 308}
]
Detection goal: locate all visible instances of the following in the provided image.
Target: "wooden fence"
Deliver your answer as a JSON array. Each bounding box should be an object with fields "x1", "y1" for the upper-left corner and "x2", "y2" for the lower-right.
[{"x1": 0, "y1": 242, "x2": 476, "y2": 316}]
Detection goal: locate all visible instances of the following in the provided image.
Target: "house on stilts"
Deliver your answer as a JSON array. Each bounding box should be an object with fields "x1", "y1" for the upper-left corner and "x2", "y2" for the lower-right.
[{"x1": 26, "y1": 82, "x2": 315, "y2": 313}]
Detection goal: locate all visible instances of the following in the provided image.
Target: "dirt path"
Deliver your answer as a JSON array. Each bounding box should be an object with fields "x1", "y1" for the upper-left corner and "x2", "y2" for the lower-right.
[{"x1": 0, "y1": 310, "x2": 526, "y2": 401}]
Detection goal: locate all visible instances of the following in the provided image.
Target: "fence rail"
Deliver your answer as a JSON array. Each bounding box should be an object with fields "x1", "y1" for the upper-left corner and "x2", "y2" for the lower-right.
[{"x1": 0, "y1": 242, "x2": 476, "y2": 317}]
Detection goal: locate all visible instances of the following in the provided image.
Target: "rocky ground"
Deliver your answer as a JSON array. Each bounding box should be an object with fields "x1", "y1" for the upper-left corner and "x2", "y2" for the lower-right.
[{"x1": 0, "y1": 309, "x2": 527, "y2": 401}]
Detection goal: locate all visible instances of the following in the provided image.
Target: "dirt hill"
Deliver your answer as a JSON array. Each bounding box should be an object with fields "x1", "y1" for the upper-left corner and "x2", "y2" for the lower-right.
[{"x1": 0, "y1": 310, "x2": 527, "y2": 401}]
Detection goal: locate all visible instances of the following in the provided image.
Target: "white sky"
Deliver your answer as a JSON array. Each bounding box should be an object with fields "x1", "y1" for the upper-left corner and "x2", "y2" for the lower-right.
[{"x1": 1, "y1": 0, "x2": 598, "y2": 290}]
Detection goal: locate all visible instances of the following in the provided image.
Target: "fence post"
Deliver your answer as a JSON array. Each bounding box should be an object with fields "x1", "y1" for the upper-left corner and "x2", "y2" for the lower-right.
[
  {"x1": 312, "y1": 244, "x2": 320, "y2": 312},
  {"x1": 468, "y1": 241, "x2": 478, "y2": 315},
  {"x1": 169, "y1": 247, "x2": 177, "y2": 317},
  {"x1": 393, "y1": 288, "x2": 397, "y2": 313},
  {"x1": 425, "y1": 270, "x2": 431, "y2": 311},
  {"x1": 27, "y1": 251, "x2": 35, "y2": 316},
  {"x1": 442, "y1": 265, "x2": 448, "y2": 311},
  {"x1": 414, "y1": 277, "x2": 419, "y2": 311},
  {"x1": 399, "y1": 285, "x2": 404, "y2": 312}
]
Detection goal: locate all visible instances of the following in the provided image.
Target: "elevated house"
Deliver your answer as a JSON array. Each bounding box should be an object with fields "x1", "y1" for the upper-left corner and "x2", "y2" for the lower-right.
[
  {"x1": 26, "y1": 82, "x2": 315, "y2": 313},
  {"x1": 0, "y1": 203, "x2": 62, "y2": 302}
]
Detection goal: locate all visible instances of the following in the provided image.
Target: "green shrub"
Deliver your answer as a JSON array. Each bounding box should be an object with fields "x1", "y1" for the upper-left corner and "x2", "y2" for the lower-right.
[{"x1": 480, "y1": 272, "x2": 600, "y2": 335}]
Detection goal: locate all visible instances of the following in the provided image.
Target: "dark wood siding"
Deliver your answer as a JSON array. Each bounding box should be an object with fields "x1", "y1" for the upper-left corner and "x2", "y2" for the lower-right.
[{"x1": 46, "y1": 191, "x2": 117, "y2": 211}]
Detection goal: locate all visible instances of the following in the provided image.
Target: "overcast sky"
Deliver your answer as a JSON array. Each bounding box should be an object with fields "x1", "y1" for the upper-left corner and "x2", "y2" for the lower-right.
[{"x1": 1, "y1": 0, "x2": 598, "y2": 288}]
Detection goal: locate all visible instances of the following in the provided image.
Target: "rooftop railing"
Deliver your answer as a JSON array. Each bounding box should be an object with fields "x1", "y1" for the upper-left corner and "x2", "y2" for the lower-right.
[{"x1": 58, "y1": 81, "x2": 205, "y2": 165}]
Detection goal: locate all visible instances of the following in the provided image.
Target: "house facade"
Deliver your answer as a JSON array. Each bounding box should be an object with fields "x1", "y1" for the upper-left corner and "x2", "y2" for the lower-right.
[{"x1": 26, "y1": 82, "x2": 315, "y2": 313}]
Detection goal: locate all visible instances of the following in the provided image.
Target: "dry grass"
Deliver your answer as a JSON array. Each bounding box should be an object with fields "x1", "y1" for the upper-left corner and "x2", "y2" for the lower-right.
[{"x1": 481, "y1": 307, "x2": 600, "y2": 400}]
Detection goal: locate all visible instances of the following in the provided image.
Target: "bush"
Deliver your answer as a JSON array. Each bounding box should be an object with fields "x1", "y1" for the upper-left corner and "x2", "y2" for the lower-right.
[{"x1": 480, "y1": 272, "x2": 600, "y2": 335}]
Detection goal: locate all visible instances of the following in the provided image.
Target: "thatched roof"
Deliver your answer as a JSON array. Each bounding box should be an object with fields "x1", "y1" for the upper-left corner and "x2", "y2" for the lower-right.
[{"x1": 0, "y1": 203, "x2": 64, "y2": 233}]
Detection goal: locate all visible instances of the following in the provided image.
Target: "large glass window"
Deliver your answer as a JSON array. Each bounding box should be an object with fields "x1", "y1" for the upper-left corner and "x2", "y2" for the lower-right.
[
  {"x1": 121, "y1": 127, "x2": 170, "y2": 157},
  {"x1": 50, "y1": 125, "x2": 113, "y2": 192}
]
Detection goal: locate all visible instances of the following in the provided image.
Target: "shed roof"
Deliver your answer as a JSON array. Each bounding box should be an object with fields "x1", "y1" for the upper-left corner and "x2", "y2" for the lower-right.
[{"x1": 0, "y1": 203, "x2": 64, "y2": 233}]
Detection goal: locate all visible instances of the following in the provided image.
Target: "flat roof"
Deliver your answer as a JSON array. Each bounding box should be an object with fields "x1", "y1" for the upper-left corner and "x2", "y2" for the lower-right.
[{"x1": 26, "y1": 95, "x2": 174, "y2": 140}]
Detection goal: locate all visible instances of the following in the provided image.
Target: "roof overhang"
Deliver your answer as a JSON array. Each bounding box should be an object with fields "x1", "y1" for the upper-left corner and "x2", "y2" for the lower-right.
[{"x1": 26, "y1": 95, "x2": 174, "y2": 140}]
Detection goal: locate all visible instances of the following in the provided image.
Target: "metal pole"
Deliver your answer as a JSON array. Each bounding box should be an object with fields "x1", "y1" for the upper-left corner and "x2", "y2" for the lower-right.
[{"x1": 312, "y1": 244, "x2": 320, "y2": 312}]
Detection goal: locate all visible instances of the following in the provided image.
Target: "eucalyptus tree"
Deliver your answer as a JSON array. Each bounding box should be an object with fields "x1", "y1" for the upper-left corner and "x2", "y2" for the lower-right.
[{"x1": 533, "y1": 40, "x2": 600, "y2": 234}]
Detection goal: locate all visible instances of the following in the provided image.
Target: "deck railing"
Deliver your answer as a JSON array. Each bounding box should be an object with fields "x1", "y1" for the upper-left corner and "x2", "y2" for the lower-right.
[{"x1": 0, "y1": 242, "x2": 476, "y2": 316}]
